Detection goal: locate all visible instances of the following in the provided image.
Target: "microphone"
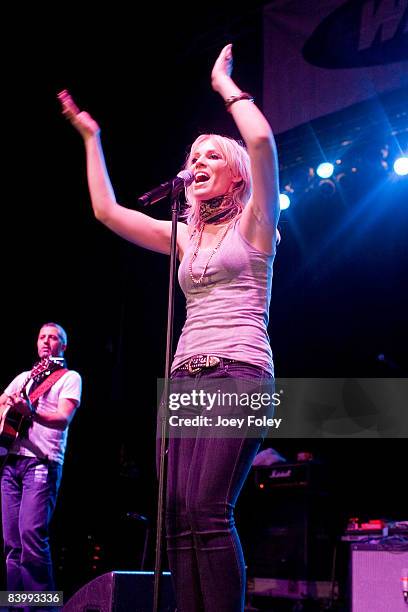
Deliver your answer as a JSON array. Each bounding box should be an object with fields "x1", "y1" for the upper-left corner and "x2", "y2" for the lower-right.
[
  {"x1": 126, "y1": 511, "x2": 149, "y2": 523},
  {"x1": 138, "y1": 170, "x2": 194, "y2": 206}
]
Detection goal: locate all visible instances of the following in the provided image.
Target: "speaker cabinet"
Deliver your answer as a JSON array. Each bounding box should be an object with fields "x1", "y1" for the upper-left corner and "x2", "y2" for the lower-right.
[
  {"x1": 63, "y1": 571, "x2": 176, "y2": 612},
  {"x1": 241, "y1": 463, "x2": 334, "y2": 581},
  {"x1": 351, "y1": 544, "x2": 408, "y2": 611}
]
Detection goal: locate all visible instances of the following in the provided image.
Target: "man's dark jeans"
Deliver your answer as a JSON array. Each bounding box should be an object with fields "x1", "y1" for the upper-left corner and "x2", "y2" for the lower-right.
[{"x1": 1, "y1": 454, "x2": 62, "y2": 607}]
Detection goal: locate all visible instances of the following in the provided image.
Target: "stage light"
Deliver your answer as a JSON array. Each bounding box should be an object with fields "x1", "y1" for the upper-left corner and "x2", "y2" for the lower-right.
[
  {"x1": 279, "y1": 193, "x2": 291, "y2": 210},
  {"x1": 393, "y1": 156, "x2": 408, "y2": 176},
  {"x1": 316, "y1": 162, "x2": 334, "y2": 179}
]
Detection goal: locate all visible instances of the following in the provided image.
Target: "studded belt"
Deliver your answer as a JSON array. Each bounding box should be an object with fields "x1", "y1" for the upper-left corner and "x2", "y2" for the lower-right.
[{"x1": 174, "y1": 354, "x2": 237, "y2": 375}]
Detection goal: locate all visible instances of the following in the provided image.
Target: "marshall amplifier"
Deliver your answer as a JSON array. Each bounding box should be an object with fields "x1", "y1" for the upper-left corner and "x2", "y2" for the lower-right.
[
  {"x1": 241, "y1": 462, "x2": 334, "y2": 581},
  {"x1": 253, "y1": 461, "x2": 327, "y2": 489}
]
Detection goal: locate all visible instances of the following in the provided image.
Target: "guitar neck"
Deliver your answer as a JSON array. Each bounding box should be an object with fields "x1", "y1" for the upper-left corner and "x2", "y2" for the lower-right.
[
  {"x1": 19, "y1": 357, "x2": 65, "y2": 396},
  {"x1": 18, "y1": 373, "x2": 33, "y2": 397}
]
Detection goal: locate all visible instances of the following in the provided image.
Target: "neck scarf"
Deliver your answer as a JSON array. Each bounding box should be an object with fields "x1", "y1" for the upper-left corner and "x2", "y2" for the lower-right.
[{"x1": 198, "y1": 194, "x2": 240, "y2": 225}]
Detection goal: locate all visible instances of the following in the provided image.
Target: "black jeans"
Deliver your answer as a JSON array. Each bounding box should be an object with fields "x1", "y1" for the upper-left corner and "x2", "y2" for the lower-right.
[{"x1": 160, "y1": 360, "x2": 273, "y2": 612}]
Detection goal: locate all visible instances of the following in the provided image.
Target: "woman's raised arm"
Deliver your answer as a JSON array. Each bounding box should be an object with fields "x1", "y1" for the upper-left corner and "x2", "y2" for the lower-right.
[
  {"x1": 58, "y1": 90, "x2": 188, "y2": 255},
  {"x1": 210, "y1": 45, "x2": 280, "y2": 253}
]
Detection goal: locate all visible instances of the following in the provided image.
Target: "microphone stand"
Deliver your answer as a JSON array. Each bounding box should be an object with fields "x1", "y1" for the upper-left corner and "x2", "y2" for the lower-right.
[{"x1": 153, "y1": 185, "x2": 182, "y2": 612}]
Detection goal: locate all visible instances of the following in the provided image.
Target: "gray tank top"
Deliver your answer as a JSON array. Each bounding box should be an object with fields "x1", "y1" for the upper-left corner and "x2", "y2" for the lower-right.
[{"x1": 172, "y1": 221, "x2": 275, "y2": 375}]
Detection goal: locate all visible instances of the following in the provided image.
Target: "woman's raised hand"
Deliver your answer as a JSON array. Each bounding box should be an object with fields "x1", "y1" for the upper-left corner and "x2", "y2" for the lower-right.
[
  {"x1": 58, "y1": 90, "x2": 100, "y2": 140},
  {"x1": 211, "y1": 43, "x2": 233, "y2": 93}
]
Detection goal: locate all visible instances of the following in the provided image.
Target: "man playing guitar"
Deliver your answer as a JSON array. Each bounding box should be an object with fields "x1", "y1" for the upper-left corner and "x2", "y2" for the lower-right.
[{"x1": 0, "y1": 322, "x2": 82, "y2": 607}]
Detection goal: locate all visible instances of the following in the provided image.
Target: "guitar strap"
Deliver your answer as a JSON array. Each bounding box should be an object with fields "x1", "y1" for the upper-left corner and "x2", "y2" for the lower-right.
[{"x1": 28, "y1": 368, "x2": 69, "y2": 405}]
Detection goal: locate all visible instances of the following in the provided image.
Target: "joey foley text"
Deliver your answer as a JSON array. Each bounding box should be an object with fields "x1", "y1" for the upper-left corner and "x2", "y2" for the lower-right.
[{"x1": 166, "y1": 389, "x2": 283, "y2": 430}]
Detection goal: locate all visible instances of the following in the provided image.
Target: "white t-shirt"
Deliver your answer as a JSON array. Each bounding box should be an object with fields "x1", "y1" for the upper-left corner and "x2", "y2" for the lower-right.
[{"x1": 5, "y1": 369, "x2": 82, "y2": 464}]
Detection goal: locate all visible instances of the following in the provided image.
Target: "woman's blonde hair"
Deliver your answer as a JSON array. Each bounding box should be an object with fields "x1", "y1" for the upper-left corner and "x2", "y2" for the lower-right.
[{"x1": 182, "y1": 134, "x2": 252, "y2": 228}]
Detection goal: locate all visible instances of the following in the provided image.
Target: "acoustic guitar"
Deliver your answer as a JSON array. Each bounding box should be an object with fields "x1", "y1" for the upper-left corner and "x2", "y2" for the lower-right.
[{"x1": 0, "y1": 356, "x2": 65, "y2": 462}]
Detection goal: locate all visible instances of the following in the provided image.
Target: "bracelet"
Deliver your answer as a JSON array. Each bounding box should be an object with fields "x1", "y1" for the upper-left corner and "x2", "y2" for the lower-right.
[{"x1": 224, "y1": 92, "x2": 255, "y2": 111}]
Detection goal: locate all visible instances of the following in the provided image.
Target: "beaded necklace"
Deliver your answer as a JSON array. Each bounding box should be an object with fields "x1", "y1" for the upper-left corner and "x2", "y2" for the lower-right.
[{"x1": 189, "y1": 222, "x2": 232, "y2": 285}]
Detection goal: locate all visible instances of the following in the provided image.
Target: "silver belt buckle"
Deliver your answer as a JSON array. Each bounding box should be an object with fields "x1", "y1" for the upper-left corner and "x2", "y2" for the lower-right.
[
  {"x1": 188, "y1": 358, "x2": 201, "y2": 374},
  {"x1": 187, "y1": 355, "x2": 220, "y2": 374},
  {"x1": 188, "y1": 355, "x2": 220, "y2": 374},
  {"x1": 207, "y1": 355, "x2": 220, "y2": 368}
]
